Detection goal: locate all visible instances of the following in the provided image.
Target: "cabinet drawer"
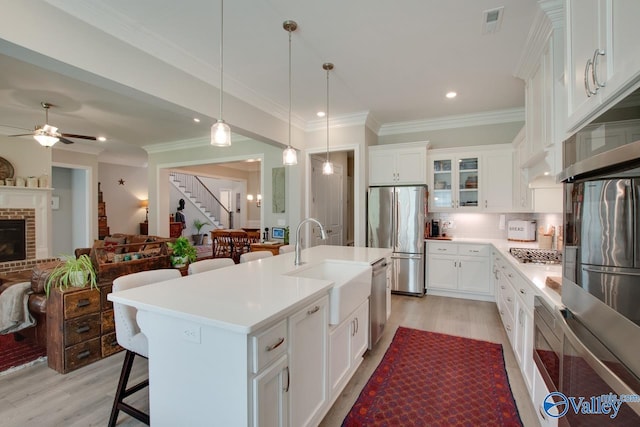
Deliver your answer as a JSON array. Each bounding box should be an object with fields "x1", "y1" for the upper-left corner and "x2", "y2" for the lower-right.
[
  {"x1": 251, "y1": 319, "x2": 287, "y2": 374},
  {"x1": 63, "y1": 289, "x2": 101, "y2": 319},
  {"x1": 64, "y1": 313, "x2": 101, "y2": 346},
  {"x1": 101, "y1": 332, "x2": 123, "y2": 357},
  {"x1": 64, "y1": 338, "x2": 101, "y2": 372},
  {"x1": 458, "y1": 244, "x2": 489, "y2": 257},
  {"x1": 101, "y1": 309, "x2": 115, "y2": 334},
  {"x1": 500, "y1": 282, "x2": 516, "y2": 319},
  {"x1": 428, "y1": 242, "x2": 457, "y2": 255},
  {"x1": 101, "y1": 284, "x2": 113, "y2": 310}
]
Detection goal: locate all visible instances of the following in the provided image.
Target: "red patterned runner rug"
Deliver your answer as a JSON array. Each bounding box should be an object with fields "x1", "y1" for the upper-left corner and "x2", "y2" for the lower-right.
[
  {"x1": 343, "y1": 327, "x2": 522, "y2": 426},
  {"x1": 0, "y1": 333, "x2": 47, "y2": 375}
]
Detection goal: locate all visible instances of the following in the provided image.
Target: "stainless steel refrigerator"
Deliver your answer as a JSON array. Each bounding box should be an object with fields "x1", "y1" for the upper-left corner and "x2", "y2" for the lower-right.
[{"x1": 367, "y1": 185, "x2": 426, "y2": 296}]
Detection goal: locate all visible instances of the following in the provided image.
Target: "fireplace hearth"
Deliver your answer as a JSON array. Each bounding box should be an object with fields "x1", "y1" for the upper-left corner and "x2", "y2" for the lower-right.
[{"x1": 0, "y1": 219, "x2": 26, "y2": 262}]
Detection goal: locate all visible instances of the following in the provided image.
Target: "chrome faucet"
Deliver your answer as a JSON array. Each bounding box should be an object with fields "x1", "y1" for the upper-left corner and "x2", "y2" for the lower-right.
[{"x1": 294, "y1": 218, "x2": 328, "y2": 265}]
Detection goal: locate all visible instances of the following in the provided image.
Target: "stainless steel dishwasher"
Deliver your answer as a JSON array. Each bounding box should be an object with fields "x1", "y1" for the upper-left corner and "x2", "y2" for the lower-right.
[{"x1": 369, "y1": 258, "x2": 388, "y2": 349}]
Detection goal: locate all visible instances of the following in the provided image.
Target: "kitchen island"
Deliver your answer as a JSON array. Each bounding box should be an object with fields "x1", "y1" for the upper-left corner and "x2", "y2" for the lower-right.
[{"x1": 108, "y1": 245, "x2": 391, "y2": 427}]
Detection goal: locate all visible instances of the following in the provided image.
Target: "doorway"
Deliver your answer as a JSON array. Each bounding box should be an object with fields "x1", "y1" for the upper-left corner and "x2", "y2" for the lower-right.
[
  {"x1": 51, "y1": 165, "x2": 91, "y2": 256},
  {"x1": 309, "y1": 150, "x2": 354, "y2": 247}
]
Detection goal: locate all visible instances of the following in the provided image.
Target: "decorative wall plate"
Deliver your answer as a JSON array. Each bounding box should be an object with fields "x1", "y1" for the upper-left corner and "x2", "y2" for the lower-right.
[{"x1": 0, "y1": 157, "x2": 14, "y2": 180}]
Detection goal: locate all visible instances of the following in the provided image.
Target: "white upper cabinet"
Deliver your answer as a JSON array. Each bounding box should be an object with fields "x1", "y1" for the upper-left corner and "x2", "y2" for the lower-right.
[
  {"x1": 428, "y1": 146, "x2": 513, "y2": 213},
  {"x1": 369, "y1": 142, "x2": 427, "y2": 186},
  {"x1": 566, "y1": 0, "x2": 640, "y2": 130}
]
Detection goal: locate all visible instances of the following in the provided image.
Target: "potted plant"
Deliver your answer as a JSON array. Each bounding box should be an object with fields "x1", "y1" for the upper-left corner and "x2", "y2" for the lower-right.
[
  {"x1": 45, "y1": 254, "x2": 98, "y2": 297},
  {"x1": 168, "y1": 236, "x2": 197, "y2": 267},
  {"x1": 192, "y1": 218, "x2": 211, "y2": 246}
]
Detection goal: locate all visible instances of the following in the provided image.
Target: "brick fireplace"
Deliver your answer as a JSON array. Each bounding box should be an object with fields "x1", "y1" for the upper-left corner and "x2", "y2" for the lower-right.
[{"x1": 0, "y1": 188, "x2": 56, "y2": 275}]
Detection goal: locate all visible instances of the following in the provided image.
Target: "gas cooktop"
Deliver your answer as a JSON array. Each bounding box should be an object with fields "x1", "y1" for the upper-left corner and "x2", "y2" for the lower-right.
[{"x1": 509, "y1": 248, "x2": 562, "y2": 265}]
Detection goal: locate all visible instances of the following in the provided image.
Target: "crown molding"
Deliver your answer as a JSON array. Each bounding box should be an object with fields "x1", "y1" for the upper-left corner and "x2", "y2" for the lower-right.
[
  {"x1": 538, "y1": 0, "x2": 564, "y2": 29},
  {"x1": 305, "y1": 111, "x2": 371, "y2": 132},
  {"x1": 377, "y1": 108, "x2": 525, "y2": 136},
  {"x1": 513, "y1": 7, "x2": 553, "y2": 80}
]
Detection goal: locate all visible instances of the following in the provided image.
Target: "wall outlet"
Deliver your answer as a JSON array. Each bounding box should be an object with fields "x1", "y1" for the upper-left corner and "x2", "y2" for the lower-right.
[
  {"x1": 442, "y1": 220, "x2": 455, "y2": 229},
  {"x1": 182, "y1": 325, "x2": 201, "y2": 343}
]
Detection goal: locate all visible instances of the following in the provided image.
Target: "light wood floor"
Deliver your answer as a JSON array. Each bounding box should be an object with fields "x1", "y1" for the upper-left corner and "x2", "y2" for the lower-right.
[{"x1": 0, "y1": 295, "x2": 539, "y2": 426}]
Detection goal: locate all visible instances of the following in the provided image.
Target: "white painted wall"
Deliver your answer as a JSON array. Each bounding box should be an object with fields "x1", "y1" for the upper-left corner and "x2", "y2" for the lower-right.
[
  {"x1": 51, "y1": 167, "x2": 73, "y2": 256},
  {"x1": 98, "y1": 162, "x2": 148, "y2": 235}
]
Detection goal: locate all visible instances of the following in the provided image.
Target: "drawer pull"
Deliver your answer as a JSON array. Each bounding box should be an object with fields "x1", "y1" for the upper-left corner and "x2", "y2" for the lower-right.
[
  {"x1": 110, "y1": 340, "x2": 119, "y2": 347},
  {"x1": 437, "y1": 248, "x2": 446, "y2": 251},
  {"x1": 519, "y1": 288, "x2": 526, "y2": 295},
  {"x1": 539, "y1": 405, "x2": 547, "y2": 421},
  {"x1": 307, "y1": 305, "x2": 320, "y2": 316},
  {"x1": 506, "y1": 325, "x2": 512, "y2": 332},
  {"x1": 507, "y1": 273, "x2": 513, "y2": 278},
  {"x1": 76, "y1": 299, "x2": 91, "y2": 308},
  {"x1": 76, "y1": 325, "x2": 91, "y2": 334},
  {"x1": 500, "y1": 285, "x2": 506, "y2": 290},
  {"x1": 265, "y1": 337, "x2": 285, "y2": 352},
  {"x1": 77, "y1": 350, "x2": 91, "y2": 360},
  {"x1": 506, "y1": 297, "x2": 512, "y2": 303},
  {"x1": 470, "y1": 250, "x2": 479, "y2": 253}
]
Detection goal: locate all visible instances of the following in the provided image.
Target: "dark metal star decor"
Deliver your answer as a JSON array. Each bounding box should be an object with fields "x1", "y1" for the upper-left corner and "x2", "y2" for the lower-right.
[{"x1": 118, "y1": 178, "x2": 125, "y2": 185}]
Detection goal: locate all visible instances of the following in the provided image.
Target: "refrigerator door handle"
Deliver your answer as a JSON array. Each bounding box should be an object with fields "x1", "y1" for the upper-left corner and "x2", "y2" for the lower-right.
[{"x1": 395, "y1": 189, "x2": 400, "y2": 250}]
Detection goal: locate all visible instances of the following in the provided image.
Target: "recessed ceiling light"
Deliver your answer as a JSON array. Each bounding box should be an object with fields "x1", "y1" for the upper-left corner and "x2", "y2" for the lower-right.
[
  {"x1": 544, "y1": 171, "x2": 550, "y2": 176},
  {"x1": 446, "y1": 91, "x2": 457, "y2": 99},
  {"x1": 97, "y1": 136, "x2": 107, "y2": 142},
  {"x1": 317, "y1": 111, "x2": 326, "y2": 118},
  {"x1": 193, "y1": 118, "x2": 201, "y2": 123}
]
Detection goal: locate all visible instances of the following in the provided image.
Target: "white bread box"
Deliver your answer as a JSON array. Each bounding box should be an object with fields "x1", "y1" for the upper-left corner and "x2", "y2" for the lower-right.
[{"x1": 508, "y1": 220, "x2": 536, "y2": 242}]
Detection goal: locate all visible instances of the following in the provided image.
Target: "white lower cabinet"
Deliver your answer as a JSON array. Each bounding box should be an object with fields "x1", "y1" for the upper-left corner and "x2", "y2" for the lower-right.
[
  {"x1": 328, "y1": 299, "x2": 369, "y2": 400},
  {"x1": 252, "y1": 355, "x2": 289, "y2": 427},
  {"x1": 427, "y1": 242, "x2": 492, "y2": 300},
  {"x1": 493, "y1": 250, "x2": 535, "y2": 393},
  {"x1": 289, "y1": 296, "x2": 329, "y2": 427}
]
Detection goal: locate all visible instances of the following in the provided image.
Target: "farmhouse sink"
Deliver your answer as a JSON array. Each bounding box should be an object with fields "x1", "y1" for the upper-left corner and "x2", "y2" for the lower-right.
[{"x1": 286, "y1": 260, "x2": 372, "y2": 325}]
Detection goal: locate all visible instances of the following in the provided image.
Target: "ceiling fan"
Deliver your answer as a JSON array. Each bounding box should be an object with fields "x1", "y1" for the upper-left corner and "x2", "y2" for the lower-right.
[{"x1": 9, "y1": 102, "x2": 99, "y2": 147}]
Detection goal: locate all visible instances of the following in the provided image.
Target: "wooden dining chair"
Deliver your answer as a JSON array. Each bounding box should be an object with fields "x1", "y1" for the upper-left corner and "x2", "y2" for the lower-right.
[
  {"x1": 211, "y1": 230, "x2": 233, "y2": 259},
  {"x1": 229, "y1": 230, "x2": 249, "y2": 263}
]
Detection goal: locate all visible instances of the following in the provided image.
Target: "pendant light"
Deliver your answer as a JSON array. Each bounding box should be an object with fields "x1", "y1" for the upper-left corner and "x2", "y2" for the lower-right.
[
  {"x1": 282, "y1": 20, "x2": 298, "y2": 165},
  {"x1": 322, "y1": 63, "x2": 334, "y2": 175},
  {"x1": 211, "y1": 0, "x2": 231, "y2": 146}
]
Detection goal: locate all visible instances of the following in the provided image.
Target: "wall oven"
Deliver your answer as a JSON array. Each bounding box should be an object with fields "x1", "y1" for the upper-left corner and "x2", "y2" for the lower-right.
[{"x1": 558, "y1": 84, "x2": 640, "y2": 423}]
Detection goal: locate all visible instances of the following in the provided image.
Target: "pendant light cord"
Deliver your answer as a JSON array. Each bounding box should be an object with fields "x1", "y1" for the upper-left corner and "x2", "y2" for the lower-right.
[
  {"x1": 219, "y1": 0, "x2": 224, "y2": 121},
  {"x1": 326, "y1": 67, "x2": 330, "y2": 162},
  {"x1": 288, "y1": 29, "x2": 292, "y2": 149}
]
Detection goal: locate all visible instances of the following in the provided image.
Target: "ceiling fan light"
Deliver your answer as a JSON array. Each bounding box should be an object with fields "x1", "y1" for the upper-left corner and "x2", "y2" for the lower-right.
[
  {"x1": 211, "y1": 119, "x2": 231, "y2": 146},
  {"x1": 34, "y1": 134, "x2": 59, "y2": 147},
  {"x1": 282, "y1": 146, "x2": 297, "y2": 165},
  {"x1": 322, "y1": 161, "x2": 334, "y2": 175}
]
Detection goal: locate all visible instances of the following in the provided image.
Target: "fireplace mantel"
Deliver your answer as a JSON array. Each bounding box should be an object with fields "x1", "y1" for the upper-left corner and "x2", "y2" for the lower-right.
[{"x1": 0, "y1": 187, "x2": 52, "y2": 259}]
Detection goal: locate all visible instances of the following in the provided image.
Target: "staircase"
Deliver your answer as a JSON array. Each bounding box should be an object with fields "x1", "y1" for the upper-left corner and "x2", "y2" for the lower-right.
[{"x1": 169, "y1": 172, "x2": 232, "y2": 230}]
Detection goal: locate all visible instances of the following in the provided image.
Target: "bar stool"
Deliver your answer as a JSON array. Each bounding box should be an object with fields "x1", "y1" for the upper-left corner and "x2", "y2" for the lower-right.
[
  {"x1": 239, "y1": 251, "x2": 273, "y2": 263},
  {"x1": 188, "y1": 258, "x2": 235, "y2": 275},
  {"x1": 108, "y1": 269, "x2": 182, "y2": 427}
]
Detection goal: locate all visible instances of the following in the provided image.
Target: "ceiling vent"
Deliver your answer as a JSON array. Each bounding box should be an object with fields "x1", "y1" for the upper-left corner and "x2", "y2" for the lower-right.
[{"x1": 482, "y1": 6, "x2": 504, "y2": 34}]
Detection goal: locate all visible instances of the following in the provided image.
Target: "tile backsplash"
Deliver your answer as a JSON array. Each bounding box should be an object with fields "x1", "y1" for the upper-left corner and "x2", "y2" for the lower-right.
[{"x1": 428, "y1": 212, "x2": 562, "y2": 242}]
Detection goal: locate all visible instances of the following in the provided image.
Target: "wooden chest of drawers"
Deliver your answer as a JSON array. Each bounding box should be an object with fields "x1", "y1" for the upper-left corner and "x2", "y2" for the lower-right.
[{"x1": 47, "y1": 284, "x2": 123, "y2": 373}]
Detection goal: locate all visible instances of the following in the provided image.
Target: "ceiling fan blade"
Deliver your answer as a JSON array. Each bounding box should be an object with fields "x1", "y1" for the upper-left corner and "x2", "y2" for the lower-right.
[
  {"x1": 8, "y1": 133, "x2": 35, "y2": 137},
  {"x1": 59, "y1": 137, "x2": 75, "y2": 144},
  {"x1": 61, "y1": 133, "x2": 97, "y2": 141}
]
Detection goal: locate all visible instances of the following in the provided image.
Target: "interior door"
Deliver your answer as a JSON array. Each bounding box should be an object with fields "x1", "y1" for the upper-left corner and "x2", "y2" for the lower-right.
[{"x1": 310, "y1": 157, "x2": 344, "y2": 246}]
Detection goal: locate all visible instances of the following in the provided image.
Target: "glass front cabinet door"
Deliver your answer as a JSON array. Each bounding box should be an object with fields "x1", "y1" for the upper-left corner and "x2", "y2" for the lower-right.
[{"x1": 429, "y1": 155, "x2": 480, "y2": 212}]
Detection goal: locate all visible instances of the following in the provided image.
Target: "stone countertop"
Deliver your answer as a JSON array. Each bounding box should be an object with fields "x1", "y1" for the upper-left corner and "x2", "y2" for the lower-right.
[
  {"x1": 425, "y1": 237, "x2": 562, "y2": 308},
  {"x1": 108, "y1": 245, "x2": 392, "y2": 334}
]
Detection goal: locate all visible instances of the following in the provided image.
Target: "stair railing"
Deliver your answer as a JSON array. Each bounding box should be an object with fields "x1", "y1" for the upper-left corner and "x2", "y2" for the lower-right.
[{"x1": 169, "y1": 172, "x2": 233, "y2": 228}]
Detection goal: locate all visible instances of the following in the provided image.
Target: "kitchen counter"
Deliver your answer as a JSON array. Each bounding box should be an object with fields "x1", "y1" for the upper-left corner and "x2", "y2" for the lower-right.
[
  {"x1": 109, "y1": 245, "x2": 391, "y2": 333},
  {"x1": 425, "y1": 238, "x2": 562, "y2": 308}
]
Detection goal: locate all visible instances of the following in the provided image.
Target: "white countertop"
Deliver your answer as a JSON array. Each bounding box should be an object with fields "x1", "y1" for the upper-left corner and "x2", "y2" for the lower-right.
[
  {"x1": 108, "y1": 245, "x2": 392, "y2": 334},
  {"x1": 425, "y1": 238, "x2": 563, "y2": 308}
]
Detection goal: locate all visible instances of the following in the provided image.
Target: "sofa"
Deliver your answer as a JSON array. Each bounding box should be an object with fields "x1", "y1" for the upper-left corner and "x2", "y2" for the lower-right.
[{"x1": 0, "y1": 233, "x2": 173, "y2": 349}]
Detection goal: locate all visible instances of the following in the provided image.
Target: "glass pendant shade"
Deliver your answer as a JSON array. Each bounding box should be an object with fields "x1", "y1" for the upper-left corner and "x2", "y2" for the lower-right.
[
  {"x1": 322, "y1": 160, "x2": 334, "y2": 175},
  {"x1": 283, "y1": 146, "x2": 297, "y2": 165},
  {"x1": 211, "y1": 119, "x2": 231, "y2": 146}
]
